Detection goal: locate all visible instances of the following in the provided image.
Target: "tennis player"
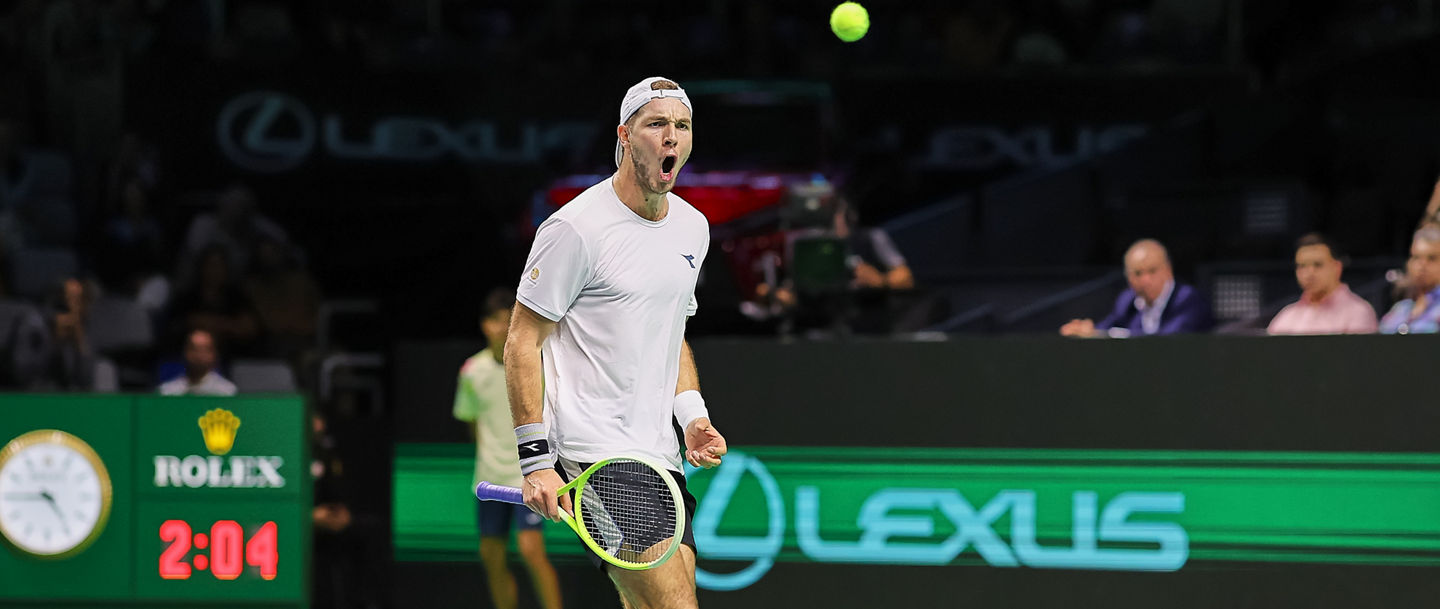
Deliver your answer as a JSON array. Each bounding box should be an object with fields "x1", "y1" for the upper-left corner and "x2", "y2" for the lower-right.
[{"x1": 505, "y1": 76, "x2": 727, "y2": 609}]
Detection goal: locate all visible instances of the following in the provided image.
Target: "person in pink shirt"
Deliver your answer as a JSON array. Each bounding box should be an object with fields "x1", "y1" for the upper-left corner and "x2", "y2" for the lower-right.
[{"x1": 1268, "y1": 233, "x2": 1377, "y2": 335}]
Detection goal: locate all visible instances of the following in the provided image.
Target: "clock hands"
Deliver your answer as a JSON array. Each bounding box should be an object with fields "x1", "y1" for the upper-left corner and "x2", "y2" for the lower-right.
[
  {"x1": 0, "y1": 431, "x2": 110, "y2": 556},
  {"x1": 4, "y1": 489, "x2": 74, "y2": 533},
  {"x1": 38, "y1": 489, "x2": 71, "y2": 535}
]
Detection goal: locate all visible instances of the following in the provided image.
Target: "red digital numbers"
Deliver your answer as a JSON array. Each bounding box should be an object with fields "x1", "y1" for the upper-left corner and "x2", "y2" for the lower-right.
[
  {"x1": 158, "y1": 520, "x2": 193, "y2": 580},
  {"x1": 157, "y1": 520, "x2": 279, "y2": 581},
  {"x1": 210, "y1": 521, "x2": 244, "y2": 580},
  {"x1": 245, "y1": 521, "x2": 280, "y2": 580}
]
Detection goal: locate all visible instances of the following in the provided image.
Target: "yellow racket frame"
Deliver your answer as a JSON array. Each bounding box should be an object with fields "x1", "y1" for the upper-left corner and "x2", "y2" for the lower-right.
[{"x1": 560, "y1": 456, "x2": 686, "y2": 570}]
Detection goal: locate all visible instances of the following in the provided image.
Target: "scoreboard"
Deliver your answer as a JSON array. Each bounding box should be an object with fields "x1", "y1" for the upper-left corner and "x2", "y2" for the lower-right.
[{"x1": 0, "y1": 394, "x2": 309, "y2": 609}]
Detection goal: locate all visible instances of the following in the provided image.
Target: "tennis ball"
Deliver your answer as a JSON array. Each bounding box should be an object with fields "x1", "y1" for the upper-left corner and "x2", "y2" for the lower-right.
[{"x1": 830, "y1": 2, "x2": 869, "y2": 43}]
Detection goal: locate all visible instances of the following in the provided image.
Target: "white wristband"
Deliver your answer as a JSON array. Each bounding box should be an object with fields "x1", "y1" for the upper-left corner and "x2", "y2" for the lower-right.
[
  {"x1": 514, "y1": 423, "x2": 553, "y2": 476},
  {"x1": 674, "y1": 390, "x2": 709, "y2": 430}
]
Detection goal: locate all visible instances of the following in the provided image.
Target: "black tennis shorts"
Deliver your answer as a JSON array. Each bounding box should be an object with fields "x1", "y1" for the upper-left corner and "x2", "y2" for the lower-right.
[{"x1": 556, "y1": 460, "x2": 698, "y2": 572}]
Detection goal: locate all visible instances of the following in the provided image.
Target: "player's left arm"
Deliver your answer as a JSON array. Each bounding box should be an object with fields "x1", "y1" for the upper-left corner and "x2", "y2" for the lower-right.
[{"x1": 677, "y1": 339, "x2": 726, "y2": 468}]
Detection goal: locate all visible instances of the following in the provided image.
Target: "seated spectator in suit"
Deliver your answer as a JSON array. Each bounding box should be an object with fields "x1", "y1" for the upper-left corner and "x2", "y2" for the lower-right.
[
  {"x1": 1268, "y1": 233, "x2": 1377, "y2": 335},
  {"x1": 1061, "y1": 239, "x2": 1214, "y2": 338},
  {"x1": 1379, "y1": 226, "x2": 1440, "y2": 334},
  {"x1": 159, "y1": 328, "x2": 237, "y2": 396}
]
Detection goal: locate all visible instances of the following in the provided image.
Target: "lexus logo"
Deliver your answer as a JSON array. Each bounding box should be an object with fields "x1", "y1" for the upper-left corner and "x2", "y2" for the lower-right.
[
  {"x1": 686, "y1": 451, "x2": 785, "y2": 591},
  {"x1": 216, "y1": 91, "x2": 316, "y2": 173},
  {"x1": 216, "y1": 90, "x2": 600, "y2": 172}
]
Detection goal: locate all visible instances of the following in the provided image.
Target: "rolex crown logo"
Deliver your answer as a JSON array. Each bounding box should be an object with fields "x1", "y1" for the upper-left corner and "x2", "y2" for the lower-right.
[{"x1": 197, "y1": 408, "x2": 242, "y2": 455}]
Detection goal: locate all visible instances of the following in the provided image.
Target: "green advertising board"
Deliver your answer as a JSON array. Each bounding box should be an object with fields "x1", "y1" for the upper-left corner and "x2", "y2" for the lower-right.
[
  {"x1": 0, "y1": 394, "x2": 310, "y2": 609},
  {"x1": 394, "y1": 444, "x2": 1440, "y2": 591},
  {"x1": 390, "y1": 334, "x2": 1440, "y2": 608}
]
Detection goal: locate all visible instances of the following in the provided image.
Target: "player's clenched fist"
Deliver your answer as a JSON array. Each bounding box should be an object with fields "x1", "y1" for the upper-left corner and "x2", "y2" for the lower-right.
[{"x1": 684, "y1": 417, "x2": 727, "y2": 468}]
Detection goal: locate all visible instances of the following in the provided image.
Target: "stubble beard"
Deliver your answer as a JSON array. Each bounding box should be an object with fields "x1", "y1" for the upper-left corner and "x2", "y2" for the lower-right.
[{"x1": 630, "y1": 150, "x2": 674, "y2": 197}]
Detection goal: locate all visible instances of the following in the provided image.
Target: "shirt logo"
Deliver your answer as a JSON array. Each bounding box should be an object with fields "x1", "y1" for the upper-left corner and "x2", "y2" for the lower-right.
[
  {"x1": 682, "y1": 254, "x2": 696, "y2": 269},
  {"x1": 529, "y1": 268, "x2": 540, "y2": 281}
]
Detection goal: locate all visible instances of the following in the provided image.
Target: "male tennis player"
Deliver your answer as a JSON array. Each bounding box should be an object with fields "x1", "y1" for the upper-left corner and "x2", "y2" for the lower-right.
[{"x1": 505, "y1": 76, "x2": 727, "y2": 609}]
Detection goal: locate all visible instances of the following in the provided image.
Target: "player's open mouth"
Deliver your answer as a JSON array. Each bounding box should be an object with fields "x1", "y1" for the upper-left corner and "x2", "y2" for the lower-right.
[{"x1": 660, "y1": 155, "x2": 677, "y2": 182}]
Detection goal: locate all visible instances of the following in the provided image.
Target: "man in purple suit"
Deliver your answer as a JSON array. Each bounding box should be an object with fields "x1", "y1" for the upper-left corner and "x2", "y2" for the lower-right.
[{"x1": 1061, "y1": 239, "x2": 1214, "y2": 338}]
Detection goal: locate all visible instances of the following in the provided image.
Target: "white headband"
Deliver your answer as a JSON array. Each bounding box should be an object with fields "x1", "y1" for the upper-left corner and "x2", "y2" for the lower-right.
[{"x1": 615, "y1": 76, "x2": 693, "y2": 168}]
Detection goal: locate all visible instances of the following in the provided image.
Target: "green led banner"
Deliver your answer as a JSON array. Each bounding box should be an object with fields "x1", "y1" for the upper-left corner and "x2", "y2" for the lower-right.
[{"x1": 394, "y1": 444, "x2": 1440, "y2": 591}]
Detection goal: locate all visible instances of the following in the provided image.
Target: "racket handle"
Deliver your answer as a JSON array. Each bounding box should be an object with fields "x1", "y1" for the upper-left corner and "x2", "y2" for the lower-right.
[{"x1": 475, "y1": 481, "x2": 525, "y2": 504}]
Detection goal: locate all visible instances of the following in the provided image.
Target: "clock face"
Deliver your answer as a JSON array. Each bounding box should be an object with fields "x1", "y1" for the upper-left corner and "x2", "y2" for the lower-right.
[{"x1": 0, "y1": 430, "x2": 112, "y2": 557}]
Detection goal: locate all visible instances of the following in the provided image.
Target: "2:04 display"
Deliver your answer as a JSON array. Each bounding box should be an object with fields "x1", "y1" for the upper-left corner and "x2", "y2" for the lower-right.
[{"x1": 158, "y1": 520, "x2": 278, "y2": 580}]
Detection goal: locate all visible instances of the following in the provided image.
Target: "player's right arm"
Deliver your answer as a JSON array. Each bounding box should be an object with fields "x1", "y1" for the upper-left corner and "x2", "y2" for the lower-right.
[
  {"x1": 504, "y1": 303, "x2": 552, "y2": 428},
  {"x1": 504, "y1": 302, "x2": 571, "y2": 521},
  {"x1": 508, "y1": 217, "x2": 591, "y2": 522}
]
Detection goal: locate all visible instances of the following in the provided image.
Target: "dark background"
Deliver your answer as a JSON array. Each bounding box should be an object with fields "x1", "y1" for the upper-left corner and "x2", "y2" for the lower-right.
[{"x1": 3, "y1": 2, "x2": 1440, "y2": 608}]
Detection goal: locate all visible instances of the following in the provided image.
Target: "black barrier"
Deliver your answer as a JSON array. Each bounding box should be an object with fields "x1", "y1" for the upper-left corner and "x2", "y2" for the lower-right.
[
  {"x1": 393, "y1": 334, "x2": 1439, "y2": 608},
  {"x1": 691, "y1": 334, "x2": 1440, "y2": 452},
  {"x1": 396, "y1": 334, "x2": 1440, "y2": 450}
]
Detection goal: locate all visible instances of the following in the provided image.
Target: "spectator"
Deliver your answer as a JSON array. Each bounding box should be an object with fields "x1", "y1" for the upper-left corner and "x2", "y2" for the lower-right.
[
  {"x1": 1062, "y1": 239, "x2": 1214, "y2": 337},
  {"x1": 746, "y1": 198, "x2": 913, "y2": 324},
  {"x1": 0, "y1": 116, "x2": 76, "y2": 250},
  {"x1": 48, "y1": 277, "x2": 96, "y2": 390},
  {"x1": 102, "y1": 132, "x2": 162, "y2": 217},
  {"x1": 311, "y1": 415, "x2": 352, "y2": 534},
  {"x1": 1422, "y1": 175, "x2": 1440, "y2": 228},
  {"x1": 170, "y1": 245, "x2": 262, "y2": 354},
  {"x1": 1379, "y1": 226, "x2": 1440, "y2": 334},
  {"x1": 158, "y1": 328, "x2": 237, "y2": 396},
  {"x1": 452, "y1": 287, "x2": 563, "y2": 609},
  {"x1": 944, "y1": 1, "x2": 1017, "y2": 69},
  {"x1": 100, "y1": 176, "x2": 168, "y2": 304},
  {"x1": 0, "y1": 116, "x2": 30, "y2": 251},
  {"x1": 309, "y1": 412, "x2": 357, "y2": 609},
  {"x1": 179, "y1": 184, "x2": 292, "y2": 284},
  {"x1": 835, "y1": 199, "x2": 914, "y2": 292},
  {"x1": 244, "y1": 236, "x2": 320, "y2": 357},
  {"x1": 1268, "y1": 233, "x2": 1377, "y2": 335}
]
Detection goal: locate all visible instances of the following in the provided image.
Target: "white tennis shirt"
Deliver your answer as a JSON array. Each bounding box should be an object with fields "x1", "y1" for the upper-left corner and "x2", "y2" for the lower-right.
[{"x1": 516, "y1": 177, "x2": 709, "y2": 471}]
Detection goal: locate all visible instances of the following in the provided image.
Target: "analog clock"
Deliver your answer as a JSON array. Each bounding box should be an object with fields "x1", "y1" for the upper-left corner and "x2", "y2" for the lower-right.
[{"x1": 0, "y1": 429, "x2": 113, "y2": 558}]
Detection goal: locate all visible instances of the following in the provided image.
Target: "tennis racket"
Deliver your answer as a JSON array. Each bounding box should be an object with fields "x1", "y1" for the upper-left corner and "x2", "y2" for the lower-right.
[{"x1": 475, "y1": 456, "x2": 685, "y2": 570}]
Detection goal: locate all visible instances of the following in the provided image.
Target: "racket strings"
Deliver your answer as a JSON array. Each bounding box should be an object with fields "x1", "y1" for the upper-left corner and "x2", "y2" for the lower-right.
[{"x1": 580, "y1": 460, "x2": 679, "y2": 564}]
